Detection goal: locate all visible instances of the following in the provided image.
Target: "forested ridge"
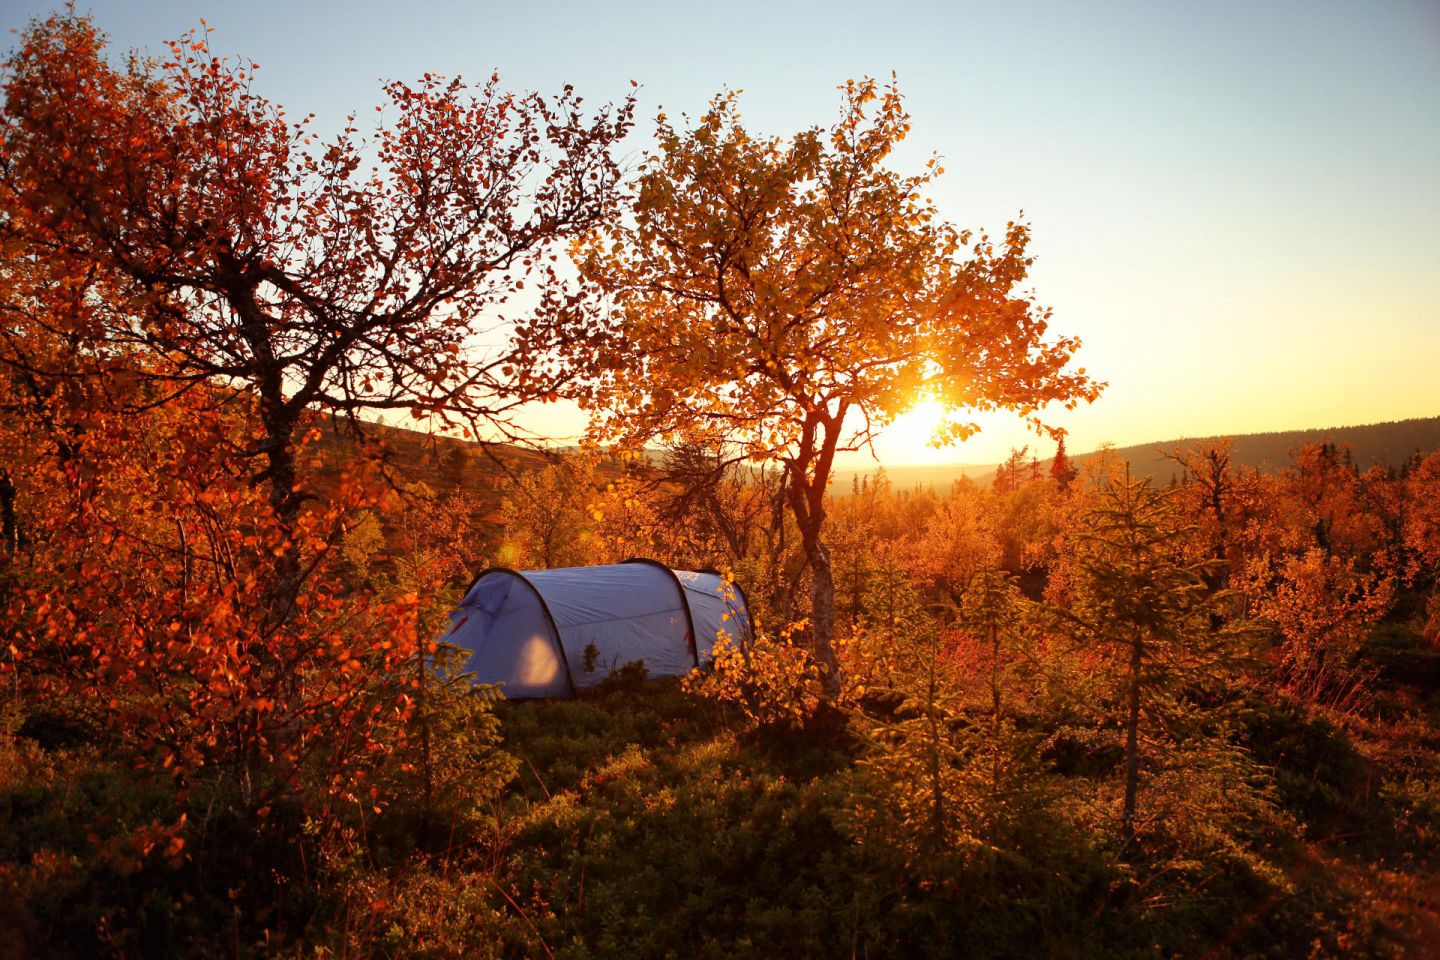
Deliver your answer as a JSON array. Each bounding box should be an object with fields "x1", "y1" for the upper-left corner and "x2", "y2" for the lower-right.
[
  {"x1": 3, "y1": 12, "x2": 1439, "y2": 959},
  {"x1": 835, "y1": 415, "x2": 1440, "y2": 494}
]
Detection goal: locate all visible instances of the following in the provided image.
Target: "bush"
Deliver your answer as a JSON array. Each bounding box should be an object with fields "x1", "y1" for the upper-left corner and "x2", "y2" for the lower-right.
[
  {"x1": 1236, "y1": 694, "x2": 1366, "y2": 832},
  {"x1": 683, "y1": 631, "x2": 823, "y2": 729}
]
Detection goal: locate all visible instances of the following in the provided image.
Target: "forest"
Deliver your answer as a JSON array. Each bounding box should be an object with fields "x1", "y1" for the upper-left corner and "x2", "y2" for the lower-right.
[{"x1": 2, "y1": 11, "x2": 1439, "y2": 959}]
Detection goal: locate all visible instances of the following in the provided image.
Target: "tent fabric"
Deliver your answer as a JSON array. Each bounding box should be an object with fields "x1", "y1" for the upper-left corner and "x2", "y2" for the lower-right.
[
  {"x1": 675, "y1": 569, "x2": 751, "y2": 664},
  {"x1": 442, "y1": 560, "x2": 752, "y2": 697},
  {"x1": 446, "y1": 572, "x2": 571, "y2": 698}
]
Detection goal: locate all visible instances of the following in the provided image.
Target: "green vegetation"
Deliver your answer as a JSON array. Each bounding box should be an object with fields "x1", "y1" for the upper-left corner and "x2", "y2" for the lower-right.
[{"x1": 7, "y1": 629, "x2": 1437, "y2": 959}]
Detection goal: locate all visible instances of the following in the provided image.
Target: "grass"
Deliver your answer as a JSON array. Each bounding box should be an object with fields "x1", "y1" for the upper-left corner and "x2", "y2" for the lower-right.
[{"x1": 479, "y1": 675, "x2": 1423, "y2": 959}]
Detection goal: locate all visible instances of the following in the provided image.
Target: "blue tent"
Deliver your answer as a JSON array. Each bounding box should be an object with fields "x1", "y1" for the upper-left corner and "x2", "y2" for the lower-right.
[{"x1": 441, "y1": 558, "x2": 752, "y2": 697}]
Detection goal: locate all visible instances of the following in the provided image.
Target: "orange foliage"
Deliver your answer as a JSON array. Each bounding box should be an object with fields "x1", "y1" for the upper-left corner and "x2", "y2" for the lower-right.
[
  {"x1": 570, "y1": 79, "x2": 1099, "y2": 693},
  {"x1": 3, "y1": 370, "x2": 423, "y2": 808},
  {"x1": 0, "y1": 10, "x2": 630, "y2": 818},
  {"x1": 1, "y1": 10, "x2": 632, "y2": 611},
  {"x1": 1405, "y1": 452, "x2": 1440, "y2": 641},
  {"x1": 903, "y1": 486, "x2": 1002, "y2": 604}
]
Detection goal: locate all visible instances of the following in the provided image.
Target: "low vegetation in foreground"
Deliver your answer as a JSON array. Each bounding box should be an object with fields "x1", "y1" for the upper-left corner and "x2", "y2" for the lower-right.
[{"x1": 5, "y1": 616, "x2": 1440, "y2": 960}]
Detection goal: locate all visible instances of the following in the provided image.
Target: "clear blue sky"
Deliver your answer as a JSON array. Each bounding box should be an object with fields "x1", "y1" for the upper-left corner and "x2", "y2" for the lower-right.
[{"x1": 6, "y1": 0, "x2": 1438, "y2": 464}]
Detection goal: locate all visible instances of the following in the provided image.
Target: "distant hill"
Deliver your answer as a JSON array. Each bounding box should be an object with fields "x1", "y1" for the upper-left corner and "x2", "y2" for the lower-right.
[
  {"x1": 1078, "y1": 416, "x2": 1440, "y2": 484},
  {"x1": 311, "y1": 418, "x2": 555, "y2": 526},
  {"x1": 835, "y1": 416, "x2": 1440, "y2": 494},
  {"x1": 326, "y1": 414, "x2": 1440, "y2": 504}
]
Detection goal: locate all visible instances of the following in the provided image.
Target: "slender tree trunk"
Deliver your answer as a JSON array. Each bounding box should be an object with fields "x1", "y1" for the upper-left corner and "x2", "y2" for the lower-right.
[
  {"x1": 885, "y1": 557, "x2": 896, "y2": 634},
  {"x1": 0, "y1": 467, "x2": 17, "y2": 554},
  {"x1": 762, "y1": 468, "x2": 791, "y2": 627},
  {"x1": 990, "y1": 620, "x2": 1003, "y2": 790},
  {"x1": 926, "y1": 638, "x2": 945, "y2": 848},
  {"x1": 236, "y1": 397, "x2": 304, "y2": 797},
  {"x1": 229, "y1": 278, "x2": 307, "y2": 624},
  {"x1": 258, "y1": 402, "x2": 304, "y2": 623},
  {"x1": 417, "y1": 622, "x2": 434, "y2": 846},
  {"x1": 784, "y1": 408, "x2": 847, "y2": 699},
  {"x1": 1206, "y1": 453, "x2": 1230, "y2": 591},
  {"x1": 849, "y1": 552, "x2": 860, "y2": 628},
  {"x1": 797, "y1": 513, "x2": 842, "y2": 698},
  {"x1": 1121, "y1": 630, "x2": 1143, "y2": 846}
]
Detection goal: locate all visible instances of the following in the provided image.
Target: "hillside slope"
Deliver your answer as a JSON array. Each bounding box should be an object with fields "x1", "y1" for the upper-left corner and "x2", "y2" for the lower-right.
[
  {"x1": 1086, "y1": 415, "x2": 1440, "y2": 481},
  {"x1": 330, "y1": 414, "x2": 1440, "y2": 501}
]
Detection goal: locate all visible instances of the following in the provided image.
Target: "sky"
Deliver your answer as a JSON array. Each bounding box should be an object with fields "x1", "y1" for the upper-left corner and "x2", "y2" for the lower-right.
[{"x1": 5, "y1": 0, "x2": 1437, "y2": 466}]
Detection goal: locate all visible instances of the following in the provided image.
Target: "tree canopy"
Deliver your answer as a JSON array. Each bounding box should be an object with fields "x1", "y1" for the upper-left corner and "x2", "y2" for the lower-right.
[
  {"x1": 571, "y1": 79, "x2": 1101, "y2": 690},
  {"x1": 0, "y1": 12, "x2": 634, "y2": 608}
]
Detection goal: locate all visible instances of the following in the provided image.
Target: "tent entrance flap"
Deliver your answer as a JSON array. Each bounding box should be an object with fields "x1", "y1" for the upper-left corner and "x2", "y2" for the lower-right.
[{"x1": 444, "y1": 568, "x2": 575, "y2": 698}]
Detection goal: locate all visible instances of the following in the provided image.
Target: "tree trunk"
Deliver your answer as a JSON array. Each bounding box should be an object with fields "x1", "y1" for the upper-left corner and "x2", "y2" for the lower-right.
[
  {"x1": 417, "y1": 622, "x2": 434, "y2": 847},
  {"x1": 228, "y1": 277, "x2": 306, "y2": 623},
  {"x1": 926, "y1": 644, "x2": 945, "y2": 849},
  {"x1": 806, "y1": 532, "x2": 841, "y2": 697},
  {"x1": 784, "y1": 409, "x2": 847, "y2": 700},
  {"x1": 782, "y1": 485, "x2": 842, "y2": 698},
  {"x1": 0, "y1": 467, "x2": 17, "y2": 554},
  {"x1": 258, "y1": 401, "x2": 304, "y2": 623},
  {"x1": 1206, "y1": 451, "x2": 1231, "y2": 591},
  {"x1": 990, "y1": 620, "x2": 1003, "y2": 790},
  {"x1": 1121, "y1": 630, "x2": 1143, "y2": 846}
]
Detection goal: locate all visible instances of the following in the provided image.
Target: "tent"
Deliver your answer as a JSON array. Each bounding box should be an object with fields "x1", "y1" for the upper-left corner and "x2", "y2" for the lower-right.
[{"x1": 441, "y1": 558, "x2": 752, "y2": 697}]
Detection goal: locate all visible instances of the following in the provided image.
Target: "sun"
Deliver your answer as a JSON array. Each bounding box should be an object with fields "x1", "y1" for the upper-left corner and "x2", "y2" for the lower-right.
[{"x1": 869, "y1": 398, "x2": 951, "y2": 465}]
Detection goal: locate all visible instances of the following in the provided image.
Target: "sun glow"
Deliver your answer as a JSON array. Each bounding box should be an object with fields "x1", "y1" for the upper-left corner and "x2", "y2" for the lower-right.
[{"x1": 867, "y1": 398, "x2": 953, "y2": 466}]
